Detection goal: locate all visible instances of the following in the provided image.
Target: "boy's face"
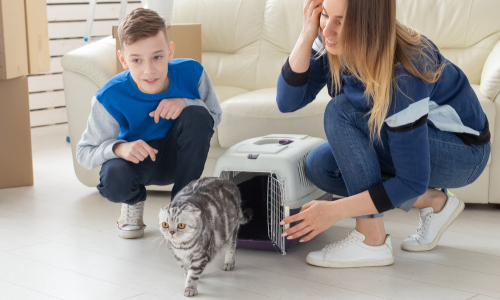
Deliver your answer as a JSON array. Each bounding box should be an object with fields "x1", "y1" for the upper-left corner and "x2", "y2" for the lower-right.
[{"x1": 118, "y1": 31, "x2": 175, "y2": 94}]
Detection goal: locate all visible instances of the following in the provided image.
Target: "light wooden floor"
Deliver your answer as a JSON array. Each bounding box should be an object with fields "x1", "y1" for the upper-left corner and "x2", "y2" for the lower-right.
[{"x1": 1, "y1": 124, "x2": 499, "y2": 300}]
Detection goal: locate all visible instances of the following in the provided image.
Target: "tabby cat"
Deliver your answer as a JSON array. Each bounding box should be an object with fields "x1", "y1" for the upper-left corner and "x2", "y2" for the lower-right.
[{"x1": 159, "y1": 177, "x2": 251, "y2": 297}]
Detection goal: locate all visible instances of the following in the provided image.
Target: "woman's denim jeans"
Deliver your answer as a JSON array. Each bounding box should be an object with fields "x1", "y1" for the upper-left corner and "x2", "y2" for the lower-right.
[{"x1": 305, "y1": 94, "x2": 491, "y2": 218}]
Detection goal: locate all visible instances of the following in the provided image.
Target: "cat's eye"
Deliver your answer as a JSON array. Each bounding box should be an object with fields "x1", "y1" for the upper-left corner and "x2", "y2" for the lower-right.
[
  {"x1": 162, "y1": 222, "x2": 169, "y2": 229},
  {"x1": 177, "y1": 223, "x2": 186, "y2": 229}
]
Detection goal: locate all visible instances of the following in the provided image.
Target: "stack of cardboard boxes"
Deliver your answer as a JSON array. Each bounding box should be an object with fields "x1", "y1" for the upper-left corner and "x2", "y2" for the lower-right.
[{"x1": 0, "y1": 0, "x2": 49, "y2": 188}]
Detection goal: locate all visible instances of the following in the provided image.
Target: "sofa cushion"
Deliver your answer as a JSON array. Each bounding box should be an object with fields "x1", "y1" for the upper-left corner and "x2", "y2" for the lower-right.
[
  {"x1": 218, "y1": 87, "x2": 331, "y2": 148},
  {"x1": 213, "y1": 85, "x2": 249, "y2": 102},
  {"x1": 472, "y1": 84, "x2": 495, "y2": 151},
  {"x1": 172, "y1": 0, "x2": 303, "y2": 91},
  {"x1": 205, "y1": 86, "x2": 249, "y2": 148},
  {"x1": 480, "y1": 41, "x2": 500, "y2": 100},
  {"x1": 396, "y1": 0, "x2": 500, "y2": 85}
]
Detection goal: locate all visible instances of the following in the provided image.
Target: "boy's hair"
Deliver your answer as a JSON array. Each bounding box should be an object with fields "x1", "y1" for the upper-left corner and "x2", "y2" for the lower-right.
[{"x1": 118, "y1": 8, "x2": 169, "y2": 49}]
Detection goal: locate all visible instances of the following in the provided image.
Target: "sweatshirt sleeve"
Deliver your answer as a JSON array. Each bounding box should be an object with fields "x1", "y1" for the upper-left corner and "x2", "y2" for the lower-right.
[
  {"x1": 183, "y1": 69, "x2": 222, "y2": 129},
  {"x1": 76, "y1": 97, "x2": 126, "y2": 169},
  {"x1": 368, "y1": 74, "x2": 431, "y2": 212},
  {"x1": 276, "y1": 36, "x2": 330, "y2": 113}
]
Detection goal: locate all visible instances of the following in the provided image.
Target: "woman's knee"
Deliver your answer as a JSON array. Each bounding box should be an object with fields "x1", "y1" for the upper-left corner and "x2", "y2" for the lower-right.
[
  {"x1": 324, "y1": 94, "x2": 357, "y2": 135},
  {"x1": 305, "y1": 146, "x2": 326, "y2": 182},
  {"x1": 305, "y1": 143, "x2": 347, "y2": 196}
]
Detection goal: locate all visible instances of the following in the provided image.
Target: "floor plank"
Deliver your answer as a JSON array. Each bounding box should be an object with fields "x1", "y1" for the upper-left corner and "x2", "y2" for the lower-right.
[
  {"x1": 0, "y1": 279, "x2": 60, "y2": 300},
  {"x1": 0, "y1": 252, "x2": 142, "y2": 300},
  {"x1": 468, "y1": 296, "x2": 500, "y2": 300},
  {"x1": 0, "y1": 228, "x2": 48, "y2": 251},
  {"x1": 233, "y1": 243, "x2": 475, "y2": 300},
  {"x1": 10, "y1": 242, "x2": 274, "y2": 300}
]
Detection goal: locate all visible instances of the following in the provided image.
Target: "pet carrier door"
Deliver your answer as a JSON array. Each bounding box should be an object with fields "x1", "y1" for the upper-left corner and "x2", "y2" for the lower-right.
[{"x1": 267, "y1": 172, "x2": 289, "y2": 254}]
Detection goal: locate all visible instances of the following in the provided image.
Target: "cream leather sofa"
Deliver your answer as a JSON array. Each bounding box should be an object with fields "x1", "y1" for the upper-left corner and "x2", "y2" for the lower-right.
[{"x1": 62, "y1": 0, "x2": 500, "y2": 204}]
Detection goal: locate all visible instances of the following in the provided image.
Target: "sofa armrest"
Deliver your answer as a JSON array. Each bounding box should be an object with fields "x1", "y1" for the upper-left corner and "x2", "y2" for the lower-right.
[
  {"x1": 481, "y1": 40, "x2": 500, "y2": 100},
  {"x1": 61, "y1": 36, "x2": 117, "y2": 88},
  {"x1": 61, "y1": 36, "x2": 117, "y2": 187}
]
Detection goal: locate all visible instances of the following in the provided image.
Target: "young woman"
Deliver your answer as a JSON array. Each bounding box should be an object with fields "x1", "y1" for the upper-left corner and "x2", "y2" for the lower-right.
[{"x1": 277, "y1": 0, "x2": 490, "y2": 268}]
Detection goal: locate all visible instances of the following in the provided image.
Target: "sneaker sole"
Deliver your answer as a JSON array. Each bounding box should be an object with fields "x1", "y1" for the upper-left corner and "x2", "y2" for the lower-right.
[
  {"x1": 306, "y1": 255, "x2": 394, "y2": 268},
  {"x1": 117, "y1": 227, "x2": 145, "y2": 239},
  {"x1": 401, "y1": 198, "x2": 465, "y2": 252}
]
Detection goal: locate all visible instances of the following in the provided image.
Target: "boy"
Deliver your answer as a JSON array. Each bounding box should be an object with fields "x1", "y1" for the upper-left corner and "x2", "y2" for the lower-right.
[{"x1": 76, "y1": 8, "x2": 221, "y2": 239}]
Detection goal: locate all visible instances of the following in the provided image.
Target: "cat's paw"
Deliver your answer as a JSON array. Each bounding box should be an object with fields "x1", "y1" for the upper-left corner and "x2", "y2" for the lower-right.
[
  {"x1": 184, "y1": 287, "x2": 198, "y2": 297},
  {"x1": 222, "y1": 262, "x2": 235, "y2": 271}
]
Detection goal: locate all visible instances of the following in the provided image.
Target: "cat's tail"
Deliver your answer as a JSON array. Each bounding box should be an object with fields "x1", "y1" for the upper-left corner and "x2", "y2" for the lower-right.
[{"x1": 239, "y1": 208, "x2": 253, "y2": 225}]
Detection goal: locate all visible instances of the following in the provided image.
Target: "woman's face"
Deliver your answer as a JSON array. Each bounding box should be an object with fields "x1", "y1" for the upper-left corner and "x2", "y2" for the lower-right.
[{"x1": 319, "y1": 0, "x2": 347, "y2": 55}]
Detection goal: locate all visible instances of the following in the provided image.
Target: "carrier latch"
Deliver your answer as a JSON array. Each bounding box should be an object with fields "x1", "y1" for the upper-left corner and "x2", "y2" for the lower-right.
[{"x1": 279, "y1": 139, "x2": 294, "y2": 145}]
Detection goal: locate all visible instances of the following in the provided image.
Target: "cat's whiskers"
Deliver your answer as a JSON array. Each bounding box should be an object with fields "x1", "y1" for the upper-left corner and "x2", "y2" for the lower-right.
[{"x1": 150, "y1": 233, "x2": 170, "y2": 257}]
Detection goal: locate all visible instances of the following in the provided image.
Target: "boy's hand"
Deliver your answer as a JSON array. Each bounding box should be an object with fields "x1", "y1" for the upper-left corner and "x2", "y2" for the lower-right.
[
  {"x1": 113, "y1": 140, "x2": 158, "y2": 164},
  {"x1": 149, "y1": 98, "x2": 187, "y2": 123}
]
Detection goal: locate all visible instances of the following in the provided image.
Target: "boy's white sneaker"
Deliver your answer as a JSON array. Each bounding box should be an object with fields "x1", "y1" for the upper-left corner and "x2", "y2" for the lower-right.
[
  {"x1": 306, "y1": 229, "x2": 394, "y2": 268},
  {"x1": 401, "y1": 190, "x2": 464, "y2": 252},
  {"x1": 117, "y1": 201, "x2": 146, "y2": 239}
]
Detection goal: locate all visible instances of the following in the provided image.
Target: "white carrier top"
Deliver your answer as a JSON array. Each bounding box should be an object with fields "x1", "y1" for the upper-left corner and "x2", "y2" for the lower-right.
[{"x1": 213, "y1": 134, "x2": 326, "y2": 207}]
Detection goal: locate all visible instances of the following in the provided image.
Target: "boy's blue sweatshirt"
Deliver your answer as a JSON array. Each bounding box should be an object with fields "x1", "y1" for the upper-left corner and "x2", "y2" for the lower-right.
[
  {"x1": 77, "y1": 59, "x2": 222, "y2": 170},
  {"x1": 276, "y1": 37, "x2": 490, "y2": 213}
]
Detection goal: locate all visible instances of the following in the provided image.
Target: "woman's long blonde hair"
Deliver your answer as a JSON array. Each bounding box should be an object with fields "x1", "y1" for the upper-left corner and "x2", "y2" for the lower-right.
[{"x1": 321, "y1": 0, "x2": 445, "y2": 142}]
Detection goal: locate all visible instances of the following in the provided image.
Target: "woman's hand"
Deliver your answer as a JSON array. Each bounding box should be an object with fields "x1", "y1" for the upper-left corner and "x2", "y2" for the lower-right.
[
  {"x1": 280, "y1": 200, "x2": 340, "y2": 242},
  {"x1": 301, "y1": 0, "x2": 324, "y2": 43},
  {"x1": 288, "y1": 0, "x2": 323, "y2": 73}
]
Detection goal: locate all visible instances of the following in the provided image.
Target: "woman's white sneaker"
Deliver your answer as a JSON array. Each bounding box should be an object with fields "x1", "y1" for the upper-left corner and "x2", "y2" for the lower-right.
[
  {"x1": 401, "y1": 190, "x2": 464, "y2": 252},
  {"x1": 117, "y1": 201, "x2": 146, "y2": 239},
  {"x1": 306, "y1": 229, "x2": 394, "y2": 268}
]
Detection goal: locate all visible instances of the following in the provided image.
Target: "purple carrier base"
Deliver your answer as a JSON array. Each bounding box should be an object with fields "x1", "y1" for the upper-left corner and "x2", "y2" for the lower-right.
[
  {"x1": 236, "y1": 207, "x2": 302, "y2": 253},
  {"x1": 236, "y1": 207, "x2": 301, "y2": 252},
  {"x1": 236, "y1": 238, "x2": 299, "y2": 251},
  {"x1": 236, "y1": 193, "x2": 332, "y2": 253}
]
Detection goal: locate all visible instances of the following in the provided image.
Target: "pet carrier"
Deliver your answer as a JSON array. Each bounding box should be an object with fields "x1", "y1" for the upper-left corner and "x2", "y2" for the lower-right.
[{"x1": 213, "y1": 134, "x2": 326, "y2": 254}]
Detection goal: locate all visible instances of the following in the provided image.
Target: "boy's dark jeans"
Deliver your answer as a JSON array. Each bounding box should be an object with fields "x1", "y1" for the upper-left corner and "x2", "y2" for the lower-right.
[{"x1": 97, "y1": 106, "x2": 214, "y2": 205}]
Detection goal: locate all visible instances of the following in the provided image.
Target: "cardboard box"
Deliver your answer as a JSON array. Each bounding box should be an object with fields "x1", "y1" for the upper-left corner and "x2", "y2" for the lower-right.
[
  {"x1": 168, "y1": 24, "x2": 202, "y2": 64},
  {"x1": 0, "y1": 0, "x2": 29, "y2": 80},
  {"x1": 24, "y1": 0, "x2": 50, "y2": 74},
  {"x1": 0, "y1": 76, "x2": 33, "y2": 189},
  {"x1": 113, "y1": 26, "x2": 122, "y2": 73},
  {"x1": 113, "y1": 24, "x2": 202, "y2": 74}
]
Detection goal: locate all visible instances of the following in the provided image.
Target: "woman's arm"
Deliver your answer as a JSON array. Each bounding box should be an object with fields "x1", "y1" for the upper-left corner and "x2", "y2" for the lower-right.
[
  {"x1": 289, "y1": 0, "x2": 324, "y2": 72},
  {"x1": 276, "y1": 0, "x2": 328, "y2": 113},
  {"x1": 280, "y1": 191, "x2": 378, "y2": 242}
]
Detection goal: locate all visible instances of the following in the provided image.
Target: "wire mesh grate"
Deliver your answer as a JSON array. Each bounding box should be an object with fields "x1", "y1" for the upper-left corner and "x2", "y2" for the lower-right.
[
  {"x1": 267, "y1": 172, "x2": 286, "y2": 254},
  {"x1": 297, "y1": 150, "x2": 314, "y2": 186}
]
